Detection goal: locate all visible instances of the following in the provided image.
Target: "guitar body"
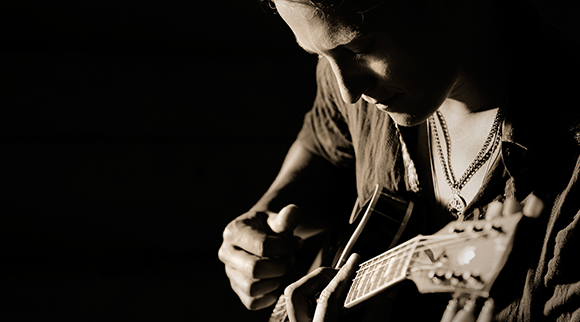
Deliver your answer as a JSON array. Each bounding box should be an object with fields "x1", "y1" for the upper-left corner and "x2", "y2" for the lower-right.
[{"x1": 331, "y1": 184, "x2": 415, "y2": 270}]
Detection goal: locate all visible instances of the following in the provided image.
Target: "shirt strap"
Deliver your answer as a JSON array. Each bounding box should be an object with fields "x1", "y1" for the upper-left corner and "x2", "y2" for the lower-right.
[{"x1": 395, "y1": 123, "x2": 421, "y2": 193}]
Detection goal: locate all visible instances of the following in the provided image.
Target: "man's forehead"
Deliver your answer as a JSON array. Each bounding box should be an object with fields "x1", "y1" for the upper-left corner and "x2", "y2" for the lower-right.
[{"x1": 275, "y1": 0, "x2": 361, "y2": 54}]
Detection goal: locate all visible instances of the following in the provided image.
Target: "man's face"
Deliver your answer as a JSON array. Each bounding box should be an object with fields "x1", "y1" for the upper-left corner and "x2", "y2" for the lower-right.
[{"x1": 275, "y1": 0, "x2": 467, "y2": 126}]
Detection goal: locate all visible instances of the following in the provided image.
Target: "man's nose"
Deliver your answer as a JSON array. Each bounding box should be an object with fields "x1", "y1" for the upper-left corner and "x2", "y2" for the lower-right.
[{"x1": 328, "y1": 58, "x2": 373, "y2": 104}]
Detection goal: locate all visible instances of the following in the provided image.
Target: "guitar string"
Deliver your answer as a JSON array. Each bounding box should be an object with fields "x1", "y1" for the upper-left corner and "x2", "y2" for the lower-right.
[
  {"x1": 348, "y1": 233, "x2": 497, "y2": 307},
  {"x1": 357, "y1": 236, "x2": 449, "y2": 272},
  {"x1": 357, "y1": 234, "x2": 465, "y2": 270},
  {"x1": 364, "y1": 223, "x2": 500, "y2": 269},
  {"x1": 347, "y1": 231, "x2": 496, "y2": 305},
  {"x1": 353, "y1": 233, "x2": 489, "y2": 281},
  {"x1": 356, "y1": 234, "x2": 452, "y2": 269}
]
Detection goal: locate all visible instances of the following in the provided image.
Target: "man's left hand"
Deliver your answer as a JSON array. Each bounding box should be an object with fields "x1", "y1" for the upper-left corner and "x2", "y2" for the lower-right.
[{"x1": 284, "y1": 253, "x2": 361, "y2": 322}]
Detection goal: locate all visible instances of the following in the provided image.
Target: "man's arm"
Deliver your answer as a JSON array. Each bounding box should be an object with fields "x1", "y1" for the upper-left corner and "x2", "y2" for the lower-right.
[
  {"x1": 218, "y1": 140, "x2": 354, "y2": 310},
  {"x1": 252, "y1": 140, "x2": 353, "y2": 238}
]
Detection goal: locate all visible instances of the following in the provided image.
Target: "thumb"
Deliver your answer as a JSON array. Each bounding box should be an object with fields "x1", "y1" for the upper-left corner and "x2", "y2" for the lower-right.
[{"x1": 268, "y1": 204, "x2": 301, "y2": 234}]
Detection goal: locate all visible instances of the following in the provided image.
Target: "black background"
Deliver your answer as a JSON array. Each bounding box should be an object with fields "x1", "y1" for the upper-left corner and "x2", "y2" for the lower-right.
[{"x1": 1, "y1": 1, "x2": 579, "y2": 321}]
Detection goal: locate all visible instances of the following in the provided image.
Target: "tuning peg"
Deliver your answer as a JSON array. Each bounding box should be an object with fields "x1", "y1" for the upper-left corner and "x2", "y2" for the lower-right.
[
  {"x1": 462, "y1": 271, "x2": 473, "y2": 280},
  {"x1": 467, "y1": 273, "x2": 483, "y2": 284},
  {"x1": 450, "y1": 272, "x2": 464, "y2": 285},
  {"x1": 445, "y1": 271, "x2": 453, "y2": 280},
  {"x1": 428, "y1": 271, "x2": 447, "y2": 285}
]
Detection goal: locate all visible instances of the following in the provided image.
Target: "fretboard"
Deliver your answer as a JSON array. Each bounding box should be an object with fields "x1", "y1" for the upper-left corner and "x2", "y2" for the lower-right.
[{"x1": 344, "y1": 237, "x2": 420, "y2": 308}]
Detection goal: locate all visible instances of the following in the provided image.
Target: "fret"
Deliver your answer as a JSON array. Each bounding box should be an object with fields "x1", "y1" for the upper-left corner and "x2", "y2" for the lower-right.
[
  {"x1": 371, "y1": 253, "x2": 394, "y2": 288},
  {"x1": 386, "y1": 253, "x2": 402, "y2": 287},
  {"x1": 351, "y1": 272, "x2": 365, "y2": 302},
  {"x1": 345, "y1": 238, "x2": 421, "y2": 309},
  {"x1": 346, "y1": 277, "x2": 360, "y2": 304},
  {"x1": 394, "y1": 250, "x2": 406, "y2": 278},
  {"x1": 363, "y1": 262, "x2": 380, "y2": 295},
  {"x1": 358, "y1": 256, "x2": 380, "y2": 297},
  {"x1": 352, "y1": 268, "x2": 367, "y2": 301},
  {"x1": 356, "y1": 266, "x2": 372, "y2": 299},
  {"x1": 399, "y1": 239, "x2": 420, "y2": 279},
  {"x1": 372, "y1": 259, "x2": 386, "y2": 290},
  {"x1": 389, "y1": 254, "x2": 401, "y2": 282},
  {"x1": 376, "y1": 256, "x2": 392, "y2": 287}
]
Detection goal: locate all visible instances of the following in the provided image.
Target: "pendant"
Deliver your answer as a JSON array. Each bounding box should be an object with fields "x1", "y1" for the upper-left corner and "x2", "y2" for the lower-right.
[{"x1": 447, "y1": 193, "x2": 466, "y2": 218}]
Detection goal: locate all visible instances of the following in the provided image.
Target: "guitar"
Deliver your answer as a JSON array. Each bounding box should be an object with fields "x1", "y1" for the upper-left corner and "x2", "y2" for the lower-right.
[{"x1": 268, "y1": 184, "x2": 522, "y2": 322}]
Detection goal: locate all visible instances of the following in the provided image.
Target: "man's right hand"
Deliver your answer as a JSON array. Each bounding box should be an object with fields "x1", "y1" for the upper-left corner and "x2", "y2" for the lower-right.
[{"x1": 218, "y1": 204, "x2": 304, "y2": 310}]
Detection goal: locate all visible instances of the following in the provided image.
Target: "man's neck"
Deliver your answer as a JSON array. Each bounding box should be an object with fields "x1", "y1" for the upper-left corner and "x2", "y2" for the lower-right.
[{"x1": 448, "y1": 61, "x2": 511, "y2": 115}]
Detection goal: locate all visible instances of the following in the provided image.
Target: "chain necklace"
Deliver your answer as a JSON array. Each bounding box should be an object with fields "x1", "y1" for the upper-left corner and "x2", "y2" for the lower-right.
[{"x1": 428, "y1": 108, "x2": 503, "y2": 217}]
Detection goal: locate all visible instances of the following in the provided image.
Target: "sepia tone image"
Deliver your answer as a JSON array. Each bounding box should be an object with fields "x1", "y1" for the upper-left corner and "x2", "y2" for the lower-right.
[{"x1": 3, "y1": 1, "x2": 580, "y2": 321}]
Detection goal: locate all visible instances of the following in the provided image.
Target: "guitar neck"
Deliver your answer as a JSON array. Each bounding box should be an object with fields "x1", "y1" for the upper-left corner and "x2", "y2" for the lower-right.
[{"x1": 344, "y1": 236, "x2": 420, "y2": 308}]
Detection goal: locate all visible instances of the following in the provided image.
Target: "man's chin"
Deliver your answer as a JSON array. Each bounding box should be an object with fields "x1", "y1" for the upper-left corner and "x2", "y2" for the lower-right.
[{"x1": 386, "y1": 111, "x2": 426, "y2": 127}]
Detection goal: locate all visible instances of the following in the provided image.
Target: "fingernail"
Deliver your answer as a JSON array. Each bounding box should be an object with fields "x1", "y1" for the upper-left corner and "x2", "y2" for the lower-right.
[
  {"x1": 481, "y1": 299, "x2": 493, "y2": 311},
  {"x1": 476, "y1": 298, "x2": 494, "y2": 322},
  {"x1": 440, "y1": 299, "x2": 459, "y2": 322},
  {"x1": 348, "y1": 253, "x2": 361, "y2": 265},
  {"x1": 463, "y1": 299, "x2": 476, "y2": 313}
]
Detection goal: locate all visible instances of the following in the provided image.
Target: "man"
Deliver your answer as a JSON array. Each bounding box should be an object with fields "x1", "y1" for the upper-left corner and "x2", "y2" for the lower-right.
[{"x1": 218, "y1": 0, "x2": 580, "y2": 320}]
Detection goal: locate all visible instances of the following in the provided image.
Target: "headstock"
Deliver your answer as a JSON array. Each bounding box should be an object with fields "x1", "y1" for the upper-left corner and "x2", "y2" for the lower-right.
[{"x1": 407, "y1": 213, "x2": 523, "y2": 297}]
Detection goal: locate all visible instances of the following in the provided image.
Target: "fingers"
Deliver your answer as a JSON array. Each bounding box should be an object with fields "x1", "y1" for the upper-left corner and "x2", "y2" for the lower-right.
[
  {"x1": 522, "y1": 194, "x2": 544, "y2": 219},
  {"x1": 502, "y1": 198, "x2": 523, "y2": 216},
  {"x1": 218, "y1": 250, "x2": 294, "y2": 311},
  {"x1": 285, "y1": 254, "x2": 361, "y2": 322},
  {"x1": 316, "y1": 253, "x2": 360, "y2": 305},
  {"x1": 485, "y1": 194, "x2": 545, "y2": 219},
  {"x1": 475, "y1": 298, "x2": 494, "y2": 322},
  {"x1": 219, "y1": 247, "x2": 294, "y2": 279},
  {"x1": 226, "y1": 265, "x2": 282, "y2": 296},
  {"x1": 441, "y1": 298, "x2": 460, "y2": 322},
  {"x1": 268, "y1": 204, "x2": 301, "y2": 234},
  {"x1": 285, "y1": 267, "x2": 337, "y2": 322},
  {"x1": 230, "y1": 280, "x2": 281, "y2": 310},
  {"x1": 485, "y1": 201, "x2": 504, "y2": 220},
  {"x1": 223, "y1": 211, "x2": 303, "y2": 257},
  {"x1": 226, "y1": 265, "x2": 283, "y2": 310},
  {"x1": 219, "y1": 241, "x2": 293, "y2": 310},
  {"x1": 219, "y1": 207, "x2": 304, "y2": 311},
  {"x1": 313, "y1": 254, "x2": 361, "y2": 322},
  {"x1": 441, "y1": 298, "x2": 494, "y2": 322},
  {"x1": 451, "y1": 299, "x2": 476, "y2": 322},
  {"x1": 219, "y1": 208, "x2": 301, "y2": 311}
]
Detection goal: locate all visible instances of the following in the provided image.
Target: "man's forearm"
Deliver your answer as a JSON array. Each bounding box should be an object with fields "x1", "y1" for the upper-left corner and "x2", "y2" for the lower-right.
[{"x1": 251, "y1": 140, "x2": 355, "y2": 238}]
